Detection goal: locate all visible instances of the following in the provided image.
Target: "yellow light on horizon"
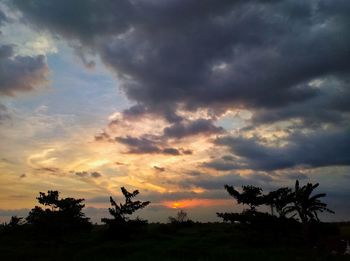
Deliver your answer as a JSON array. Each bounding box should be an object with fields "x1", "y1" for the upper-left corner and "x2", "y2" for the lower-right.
[{"x1": 163, "y1": 199, "x2": 230, "y2": 209}]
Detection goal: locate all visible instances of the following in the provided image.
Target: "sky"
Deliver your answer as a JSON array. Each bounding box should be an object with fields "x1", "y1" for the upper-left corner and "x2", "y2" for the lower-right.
[{"x1": 0, "y1": 0, "x2": 349, "y2": 223}]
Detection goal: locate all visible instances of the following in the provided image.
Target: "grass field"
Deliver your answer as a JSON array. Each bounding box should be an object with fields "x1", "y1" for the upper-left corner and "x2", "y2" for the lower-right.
[{"x1": 1, "y1": 222, "x2": 350, "y2": 261}]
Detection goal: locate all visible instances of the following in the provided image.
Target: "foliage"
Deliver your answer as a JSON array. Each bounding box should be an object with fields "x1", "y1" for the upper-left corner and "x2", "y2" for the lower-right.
[
  {"x1": 1, "y1": 222, "x2": 348, "y2": 260},
  {"x1": 101, "y1": 187, "x2": 150, "y2": 238},
  {"x1": 7, "y1": 216, "x2": 25, "y2": 227},
  {"x1": 224, "y1": 185, "x2": 264, "y2": 211},
  {"x1": 26, "y1": 190, "x2": 91, "y2": 234},
  {"x1": 285, "y1": 180, "x2": 334, "y2": 224},
  {"x1": 264, "y1": 187, "x2": 294, "y2": 217},
  {"x1": 102, "y1": 187, "x2": 150, "y2": 225},
  {"x1": 218, "y1": 180, "x2": 334, "y2": 226}
]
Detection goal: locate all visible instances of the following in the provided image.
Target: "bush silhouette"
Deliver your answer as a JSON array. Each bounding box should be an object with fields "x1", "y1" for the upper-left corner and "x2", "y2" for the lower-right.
[
  {"x1": 168, "y1": 210, "x2": 193, "y2": 225},
  {"x1": 26, "y1": 190, "x2": 91, "y2": 236}
]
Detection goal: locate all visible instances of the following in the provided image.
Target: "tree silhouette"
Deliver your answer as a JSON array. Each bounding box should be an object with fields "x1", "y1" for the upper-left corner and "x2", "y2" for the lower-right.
[
  {"x1": 285, "y1": 180, "x2": 334, "y2": 224},
  {"x1": 217, "y1": 185, "x2": 266, "y2": 224},
  {"x1": 8, "y1": 216, "x2": 24, "y2": 227},
  {"x1": 168, "y1": 210, "x2": 191, "y2": 224},
  {"x1": 224, "y1": 185, "x2": 264, "y2": 211},
  {"x1": 102, "y1": 187, "x2": 150, "y2": 225},
  {"x1": 264, "y1": 187, "x2": 293, "y2": 217},
  {"x1": 26, "y1": 190, "x2": 91, "y2": 234}
]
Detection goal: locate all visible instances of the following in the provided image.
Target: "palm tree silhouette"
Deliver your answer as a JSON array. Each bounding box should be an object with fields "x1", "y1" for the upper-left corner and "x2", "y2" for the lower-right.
[{"x1": 285, "y1": 180, "x2": 334, "y2": 224}]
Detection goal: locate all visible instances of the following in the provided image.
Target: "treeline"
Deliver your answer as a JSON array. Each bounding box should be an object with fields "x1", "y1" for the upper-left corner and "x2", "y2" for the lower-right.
[
  {"x1": 217, "y1": 180, "x2": 334, "y2": 226},
  {"x1": 1, "y1": 180, "x2": 335, "y2": 238}
]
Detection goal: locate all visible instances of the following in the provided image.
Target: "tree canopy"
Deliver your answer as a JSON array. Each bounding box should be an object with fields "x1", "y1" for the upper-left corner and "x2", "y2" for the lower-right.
[{"x1": 26, "y1": 190, "x2": 91, "y2": 234}]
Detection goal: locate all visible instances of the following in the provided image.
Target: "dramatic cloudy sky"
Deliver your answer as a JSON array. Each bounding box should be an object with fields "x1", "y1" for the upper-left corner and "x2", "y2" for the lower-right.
[{"x1": 0, "y1": 0, "x2": 349, "y2": 223}]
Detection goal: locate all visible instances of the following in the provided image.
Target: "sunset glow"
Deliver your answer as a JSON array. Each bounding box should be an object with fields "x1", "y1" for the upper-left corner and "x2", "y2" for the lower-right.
[
  {"x1": 163, "y1": 199, "x2": 232, "y2": 209},
  {"x1": 0, "y1": 0, "x2": 350, "y2": 223}
]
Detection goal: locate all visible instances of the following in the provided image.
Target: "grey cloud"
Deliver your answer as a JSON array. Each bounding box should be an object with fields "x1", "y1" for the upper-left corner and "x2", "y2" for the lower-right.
[
  {"x1": 115, "y1": 135, "x2": 190, "y2": 155},
  {"x1": 75, "y1": 171, "x2": 89, "y2": 178},
  {"x1": 115, "y1": 135, "x2": 162, "y2": 154},
  {"x1": 94, "y1": 131, "x2": 113, "y2": 142},
  {"x1": 86, "y1": 196, "x2": 110, "y2": 204},
  {"x1": 144, "y1": 190, "x2": 224, "y2": 202},
  {"x1": 114, "y1": 161, "x2": 126, "y2": 166},
  {"x1": 91, "y1": 172, "x2": 102, "y2": 178},
  {"x1": 162, "y1": 147, "x2": 180, "y2": 155},
  {"x1": 215, "y1": 129, "x2": 350, "y2": 171},
  {"x1": 0, "y1": 8, "x2": 7, "y2": 26},
  {"x1": 0, "y1": 208, "x2": 29, "y2": 217},
  {"x1": 251, "y1": 77, "x2": 350, "y2": 127},
  {"x1": 11, "y1": 0, "x2": 134, "y2": 43},
  {"x1": 202, "y1": 160, "x2": 243, "y2": 171},
  {"x1": 36, "y1": 167, "x2": 60, "y2": 173},
  {"x1": 285, "y1": 172, "x2": 308, "y2": 180},
  {"x1": 179, "y1": 172, "x2": 275, "y2": 191},
  {"x1": 9, "y1": 0, "x2": 350, "y2": 180},
  {"x1": 163, "y1": 119, "x2": 223, "y2": 139},
  {"x1": 0, "y1": 103, "x2": 10, "y2": 123},
  {"x1": 75, "y1": 171, "x2": 102, "y2": 178},
  {"x1": 122, "y1": 104, "x2": 149, "y2": 119},
  {"x1": 180, "y1": 148, "x2": 193, "y2": 155},
  {"x1": 153, "y1": 166, "x2": 165, "y2": 172},
  {"x1": 202, "y1": 154, "x2": 245, "y2": 171},
  {"x1": 0, "y1": 45, "x2": 48, "y2": 96},
  {"x1": 121, "y1": 103, "x2": 183, "y2": 124}
]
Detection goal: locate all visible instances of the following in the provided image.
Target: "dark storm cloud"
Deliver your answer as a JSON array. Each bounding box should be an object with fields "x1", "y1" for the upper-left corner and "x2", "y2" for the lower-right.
[
  {"x1": 0, "y1": 44, "x2": 48, "y2": 96},
  {"x1": 163, "y1": 119, "x2": 224, "y2": 139},
  {"x1": 11, "y1": 0, "x2": 134, "y2": 42},
  {"x1": 10, "y1": 0, "x2": 350, "y2": 115},
  {"x1": 251, "y1": 77, "x2": 350, "y2": 127},
  {"x1": 215, "y1": 129, "x2": 350, "y2": 171},
  {"x1": 8, "y1": 0, "x2": 350, "y2": 174}
]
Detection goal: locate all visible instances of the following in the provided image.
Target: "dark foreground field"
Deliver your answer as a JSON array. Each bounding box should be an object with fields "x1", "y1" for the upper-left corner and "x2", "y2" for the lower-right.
[{"x1": 1, "y1": 222, "x2": 350, "y2": 261}]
